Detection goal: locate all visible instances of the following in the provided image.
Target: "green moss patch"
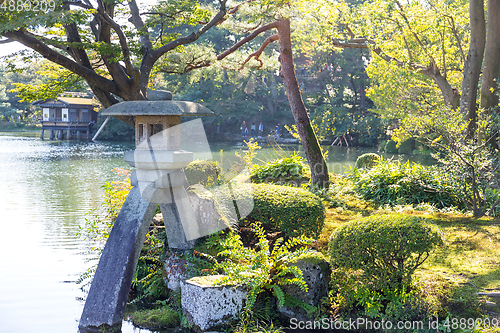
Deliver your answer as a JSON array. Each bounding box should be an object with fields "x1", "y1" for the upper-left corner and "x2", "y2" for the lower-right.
[{"x1": 127, "y1": 306, "x2": 180, "y2": 330}]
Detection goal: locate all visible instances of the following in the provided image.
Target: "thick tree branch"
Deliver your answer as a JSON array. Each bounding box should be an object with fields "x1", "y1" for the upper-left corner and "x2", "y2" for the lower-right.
[
  {"x1": 3, "y1": 29, "x2": 120, "y2": 96},
  {"x1": 480, "y1": 0, "x2": 500, "y2": 111},
  {"x1": 63, "y1": 1, "x2": 93, "y2": 10},
  {"x1": 94, "y1": 0, "x2": 139, "y2": 99},
  {"x1": 152, "y1": 1, "x2": 228, "y2": 62},
  {"x1": 0, "y1": 38, "x2": 13, "y2": 44},
  {"x1": 239, "y1": 34, "x2": 278, "y2": 70},
  {"x1": 96, "y1": 6, "x2": 137, "y2": 79},
  {"x1": 217, "y1": 21, "x2": 279, "y2": 61},
  {"x1": 141, "y1": 0, "x2": 228, "y2": 93},
  {"x1": 128, "y1": 0, "x2": 152, "y2": 52}
]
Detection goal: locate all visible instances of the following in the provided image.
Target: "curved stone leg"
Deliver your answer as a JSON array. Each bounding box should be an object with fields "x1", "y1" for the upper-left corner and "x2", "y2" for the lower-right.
[{"x1": 79, "y1": 186, "x2": 157, "y2": 331}]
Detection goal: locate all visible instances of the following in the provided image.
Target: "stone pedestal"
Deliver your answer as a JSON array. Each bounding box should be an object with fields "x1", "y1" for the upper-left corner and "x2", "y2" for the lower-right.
[{"x1": 181, "y1": 275, "x2": 247, "y2": 332}]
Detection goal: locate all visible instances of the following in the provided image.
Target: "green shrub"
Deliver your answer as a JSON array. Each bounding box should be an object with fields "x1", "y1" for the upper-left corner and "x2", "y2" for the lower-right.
[
  {"x1": 398, "y1": 138, "x2": 415, "y2": 154},
  {"x1": 250, "y1": 153, "x2": 309, "y2": 186},
  {"x1": 231, "y1": 183, "x2": 325, "y2": 239},
  {"x1": 348, "y1": 158, "x2": 462, "y2": 209},
  {"x1": 355, "y1": 153, "x2": 380, "y2": 169},
  {"x1": 328, "y1": 214, "x2": 443, "y2": 290},
  {"x1": 184, "y1": 160, "x2": 221, "y2": 187},
  {"x1": 385, "y1": 139, "x2": 398, "y2": 153}
]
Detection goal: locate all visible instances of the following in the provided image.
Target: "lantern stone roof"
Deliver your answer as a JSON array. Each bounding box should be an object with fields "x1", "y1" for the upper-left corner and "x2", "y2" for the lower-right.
[{"x1": 101, "y1": 101, "x2": 214, "y2": 117}]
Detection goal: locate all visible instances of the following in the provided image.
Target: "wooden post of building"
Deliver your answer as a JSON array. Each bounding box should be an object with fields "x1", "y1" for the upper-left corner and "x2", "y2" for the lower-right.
[
  {"x1": 50, "y1": 130, "x2": 55, "y2": 140},
  {"x1": 76, "y1": 130, "x2": 81, "y2": 140},
  {"x1": 57, "y1": 130, "x2": 63, "y2": 140},
  {"x1": 40, "y1": 129, "x2": 44, "y2": 140}
]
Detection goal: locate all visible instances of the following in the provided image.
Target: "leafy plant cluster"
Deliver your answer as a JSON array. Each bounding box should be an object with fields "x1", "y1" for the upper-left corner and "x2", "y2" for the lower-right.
[
  {"x1": 231, "y1": 183, "x2": 325, "y2": 239},
  {"x1": 348, "y1": 157, "x2": 462, "y2": 209},
  {"x1": 131, "y1": 227, "x2": 169, "y2": 304},
  {"x1": 250, "y1": 153, "x2": 309, "y2": 186},
  {"x1": 214, "y1": 222, "x2": 315, "y2": 311},
  {"x1": 328, "y1": 214, "x2": 444, "y2": 330}
]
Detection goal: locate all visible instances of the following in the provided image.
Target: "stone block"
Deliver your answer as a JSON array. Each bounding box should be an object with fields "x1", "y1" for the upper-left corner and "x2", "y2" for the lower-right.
[
  {"x1": 277, "y1": 252, "x2": 331, "y2": 321},
  {"x1": 163, "y1": 251, "x2": 189, "y2": 291},
  {"x1": 181, "y1": 275, "x2": 247, "y2": 332}
]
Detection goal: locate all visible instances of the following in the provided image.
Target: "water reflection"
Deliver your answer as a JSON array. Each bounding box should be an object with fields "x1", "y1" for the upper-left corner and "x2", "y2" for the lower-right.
[{"x1": 0, "y1": 134, "x2": 133, "y2": 333}]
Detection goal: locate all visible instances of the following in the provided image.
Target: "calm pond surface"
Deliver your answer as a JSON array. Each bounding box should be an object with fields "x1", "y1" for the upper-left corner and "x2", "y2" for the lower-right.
[{"x1": 0, "y1": 132, "x2": 435, "y2": 333}]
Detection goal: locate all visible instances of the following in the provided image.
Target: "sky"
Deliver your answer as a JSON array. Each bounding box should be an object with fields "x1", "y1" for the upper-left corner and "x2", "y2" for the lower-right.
[{"x1": 0, "y1": 40, "x2": 27, "y2": 58}]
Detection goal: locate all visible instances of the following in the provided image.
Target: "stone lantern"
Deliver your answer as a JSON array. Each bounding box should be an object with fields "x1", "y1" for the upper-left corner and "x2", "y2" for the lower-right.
[{"x1": 79, "y1": 92, "x2": 213, "y2": 332}]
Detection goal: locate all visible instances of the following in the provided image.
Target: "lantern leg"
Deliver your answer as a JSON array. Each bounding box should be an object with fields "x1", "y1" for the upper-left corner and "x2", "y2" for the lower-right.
[{"x1": 79, "y1": 186, "x2": 157, "y2": 331}]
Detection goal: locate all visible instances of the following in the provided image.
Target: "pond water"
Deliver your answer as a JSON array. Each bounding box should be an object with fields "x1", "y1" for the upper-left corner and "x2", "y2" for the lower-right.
[{"x1": 0, "y1": 133, "x2": 435, "y2": 333}]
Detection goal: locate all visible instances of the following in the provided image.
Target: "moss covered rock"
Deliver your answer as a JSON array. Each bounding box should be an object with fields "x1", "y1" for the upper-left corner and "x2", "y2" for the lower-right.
[
  {"x1": 355, "y1": 153, "x2": 380, "y2": 169},
  {"x1": 184, "y1": 160, "x2": 221, "y2": 187}
]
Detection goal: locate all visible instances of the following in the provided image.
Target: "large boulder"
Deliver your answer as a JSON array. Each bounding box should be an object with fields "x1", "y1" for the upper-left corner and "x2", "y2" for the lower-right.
[{"x1": 278, "y1": 252, "x2": 331, "y2": 321}]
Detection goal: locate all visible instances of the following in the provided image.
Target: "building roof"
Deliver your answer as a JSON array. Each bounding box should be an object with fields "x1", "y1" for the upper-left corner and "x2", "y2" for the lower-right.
[{"x1": 32, "y1": 97, "x2": 99, "y2": 107}]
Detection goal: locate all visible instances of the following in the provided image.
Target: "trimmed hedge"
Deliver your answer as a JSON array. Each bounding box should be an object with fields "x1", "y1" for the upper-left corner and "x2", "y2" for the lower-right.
[
  {"x1": 184, "y1": 160, "x2": 221, "y2": 187},
  {"x1": 231, "y1": 183, "x2": 325, "y2": 239},
  {"x1": 328, "y1": 214, "x2": 443, "y2": 290}
]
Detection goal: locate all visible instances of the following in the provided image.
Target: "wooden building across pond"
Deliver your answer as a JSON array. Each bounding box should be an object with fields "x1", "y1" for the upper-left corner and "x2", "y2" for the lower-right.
[{"x1": 33, "y1": 97, "x2": 99, "y2": 140}]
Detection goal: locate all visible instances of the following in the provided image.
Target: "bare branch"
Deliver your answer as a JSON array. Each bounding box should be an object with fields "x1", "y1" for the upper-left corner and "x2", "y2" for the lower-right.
[
  {"x1": 217, "y1": 21, "x2": 279, "y2": 61},
  {"x1": 140, "y1": 11, "x2": 176, "y2": 19},
  {"x1": 239, "y1": 34, "x2": 278, "y2": 70},
  {"x1": 152, "y1": 1, "x2": 228, "y2": 61},
  {"x1": 444, "y1": 15, "x2": 466, "y2": 63}
]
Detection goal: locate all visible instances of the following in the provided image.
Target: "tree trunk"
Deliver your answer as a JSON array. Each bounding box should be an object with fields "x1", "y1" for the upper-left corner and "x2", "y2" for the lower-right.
[
  {"x1": 276, "y1": 19, "x2": 329, "y2": 189},
  {"x1": 461, "y1": 0, "x2": 486, "y2": 138},
  {"x1": 480, "y1": 0, "x2": 500, "y2": 112}
]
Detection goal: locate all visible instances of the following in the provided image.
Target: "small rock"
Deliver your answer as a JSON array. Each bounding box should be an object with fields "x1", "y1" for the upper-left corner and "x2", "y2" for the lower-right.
[{"x1": 163, "y1": 251, "x2": 189, "y2": 291}]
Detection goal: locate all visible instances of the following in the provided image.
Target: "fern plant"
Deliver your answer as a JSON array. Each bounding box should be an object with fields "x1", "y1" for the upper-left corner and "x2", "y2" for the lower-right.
[{"x1": 214, "y1": 222, "x2": 314, "y2": 310}]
